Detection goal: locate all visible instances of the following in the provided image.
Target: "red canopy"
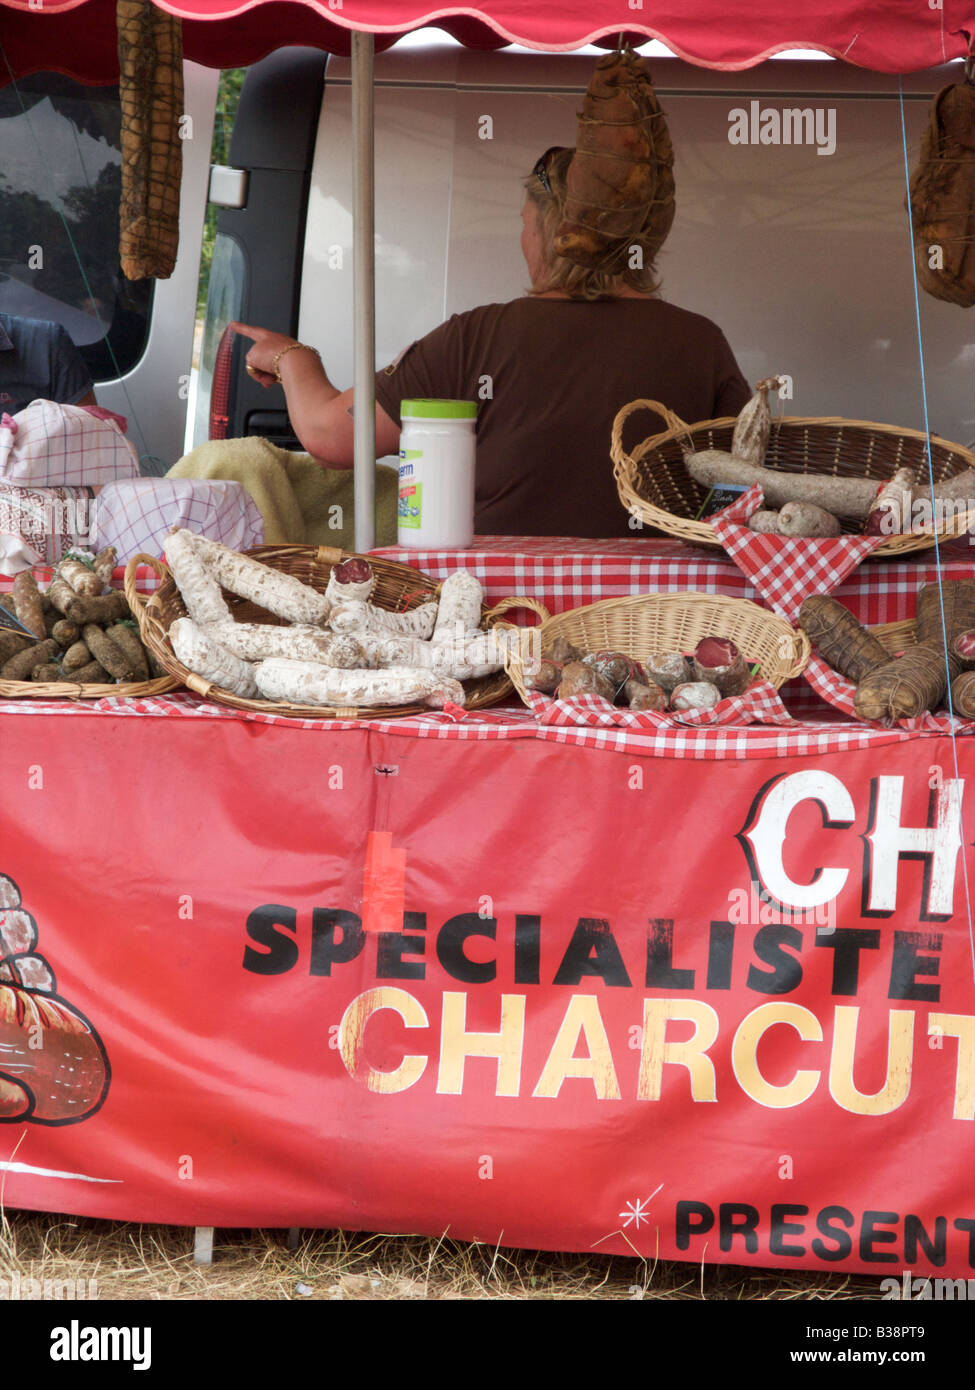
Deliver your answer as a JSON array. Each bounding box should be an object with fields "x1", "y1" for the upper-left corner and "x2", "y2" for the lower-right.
[{"x1": 1, "y1": 0, "x2": 974, "y2": 84}]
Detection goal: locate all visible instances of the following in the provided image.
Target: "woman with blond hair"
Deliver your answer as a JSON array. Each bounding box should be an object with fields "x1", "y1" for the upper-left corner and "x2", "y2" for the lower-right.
[{"x1": 235, "y1": 145, "x2": 749, "y2": 538}]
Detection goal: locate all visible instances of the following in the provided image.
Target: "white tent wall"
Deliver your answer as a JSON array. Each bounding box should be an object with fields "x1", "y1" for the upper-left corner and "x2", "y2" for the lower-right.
[{"x1": 302, "y1": 44, "x2": 974, "y2": 543}]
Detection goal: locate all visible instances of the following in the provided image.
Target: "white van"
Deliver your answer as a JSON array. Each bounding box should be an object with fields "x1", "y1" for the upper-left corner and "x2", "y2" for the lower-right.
[{"x1": 3, "y1": 43, "x2": 972, "y2": 473}]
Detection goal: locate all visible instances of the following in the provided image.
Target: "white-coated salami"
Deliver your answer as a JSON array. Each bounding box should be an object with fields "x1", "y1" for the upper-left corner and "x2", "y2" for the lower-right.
[
  {"x1": 354, "y1": 629, "x2": 505, "y2": 680},
  {"x1": 431, "y1": 571, "x2": 484, "y2": 644},
  {"x1": 329, "y1": 599, "x2": 438, "y2": 639},
  {"x1": 171, "y1": 617, "x2": 259, "y2": 697},
  {"x1": 254, "y1": 659, "x2": 465, "y2": 708},
  {"x1": 206, "y1": 621, "x2": 363, "y2": 667},
  {"x1": 670, "y1": 680, "x2": 721, "y2": 710},
  {"x1": 190, "y1": 536, "x2": 330, "y2": 626},
  {"x1": 325, "y1": 557, "x2": 376, "y2": 605},
  {"x1": 166, "y1": 529, "x2": 232, "y2": 626}
]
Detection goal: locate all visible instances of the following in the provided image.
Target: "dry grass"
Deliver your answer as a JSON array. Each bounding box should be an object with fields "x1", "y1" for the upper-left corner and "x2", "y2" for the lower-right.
[{"x1": 0, "y1": 1208, "x2": 885, "y2": 1301}]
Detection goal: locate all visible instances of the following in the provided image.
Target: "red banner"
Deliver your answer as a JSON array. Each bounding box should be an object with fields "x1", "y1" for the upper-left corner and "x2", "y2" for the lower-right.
[{"x1": 1, "y1": 712, "x2": 974, "y2": 1281}]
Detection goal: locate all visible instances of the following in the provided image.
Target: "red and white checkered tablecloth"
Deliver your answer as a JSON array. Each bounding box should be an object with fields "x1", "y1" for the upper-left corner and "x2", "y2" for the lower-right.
[
  {"x1": 372, "y1": 534, "x2": 975, "y2": 625},
  {"x1": 4, "y1": 537, "x2": 974, "y2": 757},
  {"x1": 0, "y1": 563, "x2": 165, "y2": 598},
  {"x1": 0, "y1": 688, "x2": 969, "y2": 760}
]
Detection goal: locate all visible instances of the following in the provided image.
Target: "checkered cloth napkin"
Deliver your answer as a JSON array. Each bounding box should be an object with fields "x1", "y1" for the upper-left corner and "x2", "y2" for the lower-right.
[
  {"x1": 0, "y1": 401, "x2": 138, "y2": 486},
  {"x1": 91, "y1": 477, "x2": 264, "y2": 562},
  {"x1": 524, "y1": 679, "x2": 795, "y2": 730},
  {"x1": 708, "y1": 484, "x2": 884, "y2": 624}
]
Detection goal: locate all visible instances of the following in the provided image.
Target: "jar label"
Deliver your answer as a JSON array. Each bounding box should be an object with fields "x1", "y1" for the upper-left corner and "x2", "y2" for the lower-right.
[{"x1": 399, "y1": 481, "x2": 422, "y2": 529}]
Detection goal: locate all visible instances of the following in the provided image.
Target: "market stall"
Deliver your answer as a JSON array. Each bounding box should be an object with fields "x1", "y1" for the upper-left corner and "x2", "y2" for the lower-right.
[{"x1": 1, "y1": 0, "x2": 975, "y2": 1286}]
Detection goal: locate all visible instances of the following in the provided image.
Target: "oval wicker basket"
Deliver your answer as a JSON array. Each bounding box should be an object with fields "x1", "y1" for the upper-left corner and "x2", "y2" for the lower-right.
[
  {"x1": 0, "y1": 572, "x2": 178, "y2": 700},
  {"x1": 611, "y1": 401, "x2": 975, "y2": 560},
  {"x1": 873, "y1": 619, "x2": 917, "y2": 655},
  {"x1": 505, "y1": 591, "x2": 810, "y2": 704},
  {"x1": 129, "y1": 545, "x2": 546, "y2": 719}
]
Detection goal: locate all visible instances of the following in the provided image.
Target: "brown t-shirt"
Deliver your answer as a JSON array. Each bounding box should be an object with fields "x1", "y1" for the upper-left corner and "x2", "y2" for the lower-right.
[{"x1": 375, "y1": 297, "x2": 750, "y2": 538}]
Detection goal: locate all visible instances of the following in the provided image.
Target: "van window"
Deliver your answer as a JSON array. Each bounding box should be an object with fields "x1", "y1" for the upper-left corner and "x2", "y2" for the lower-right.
[{"x1": 0, "y1": 71, "x2": 152, "y2": 381}]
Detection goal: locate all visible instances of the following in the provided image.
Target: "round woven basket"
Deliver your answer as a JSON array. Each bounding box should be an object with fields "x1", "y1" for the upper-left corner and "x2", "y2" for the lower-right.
[
  {"x1": 129, "y1": 545, "x2": 546, "y2": 719},
  {"x1": 611, "y1": 401, "x2": 975, "y2": 560},
  {"x1": 0, "y1": 577, "x2": 178, "y2": 701},
  {"x1": 505, "y1": 591, "x2": 809, "y2": 704}
]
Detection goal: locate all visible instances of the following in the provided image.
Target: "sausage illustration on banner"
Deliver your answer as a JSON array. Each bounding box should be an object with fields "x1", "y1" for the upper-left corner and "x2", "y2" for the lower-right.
[{"x1": 0, "y1": 872, "x2": 110, "y2": 1126}]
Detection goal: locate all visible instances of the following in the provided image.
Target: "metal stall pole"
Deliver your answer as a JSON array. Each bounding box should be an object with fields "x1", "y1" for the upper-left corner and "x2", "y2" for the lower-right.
[{"x1": 351, "y1": 30, "x2": 376, "y2": 553}]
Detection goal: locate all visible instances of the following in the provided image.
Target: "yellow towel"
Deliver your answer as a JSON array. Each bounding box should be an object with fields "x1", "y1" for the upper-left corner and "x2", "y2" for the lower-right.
[{"x1": 167, "y1": 436, "x2": 399, "y2": 549}]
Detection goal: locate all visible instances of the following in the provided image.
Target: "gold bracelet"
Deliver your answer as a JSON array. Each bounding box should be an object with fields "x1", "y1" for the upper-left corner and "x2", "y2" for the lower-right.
[{"x1": 270, "y1": 342, "x2": 321, "y2": 383}]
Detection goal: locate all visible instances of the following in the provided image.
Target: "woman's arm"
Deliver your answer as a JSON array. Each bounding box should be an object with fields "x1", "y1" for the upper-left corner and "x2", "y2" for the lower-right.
[{"x1": 231, "y1": 323, "x2": 400, "y2": 466}]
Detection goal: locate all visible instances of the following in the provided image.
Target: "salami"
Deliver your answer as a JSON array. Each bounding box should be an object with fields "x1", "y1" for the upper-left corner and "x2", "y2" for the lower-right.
[
  {"x1": 329, "y1": 599, "x2": 439, "y2": 639},
  {"x1": 624, "y1": 678, "x2": 666, "y2": 711},
  {"x1": 165, "y1": 529, "x2": 232, "y2": 627},
  {"x1": 325, "y1": 558, "x2": 376, "y2": 606},
  {"x1": 558, "y1": 661, "x2": 614, "y2": 700},
  {"x1": 691, "y1": 637, "x2": 751, "y2": 697},
  {"x1": 190, "y1": 535, "x2": 331, "y2": 627},
  {"x1": 254, "y1": 659, "x2": 465, "y2": 708},
  {"x1": 645, "y1": 651, "x2": 691, "y2": 694},
  {"x1": 170, "y1": 617, "x2": 259, "y2": 697},
  {"x1": 57, "y1": 553, "x2": 103, "y2": 597},
  {"x1": 354, "y1": 629, "x2": 505, "y2": 680},
  {"x1": 431, "y1": 572, "x2": 484, "y2": 643},
  {"x1": 206, "y1": 621, "x2": 363, "y2": 667},
  {"x1": 671, "y1": 681, "x2": 721, "y2": 710},
  {"x1": 12, "y1": 572, "x2": 46, "y2": 639}
]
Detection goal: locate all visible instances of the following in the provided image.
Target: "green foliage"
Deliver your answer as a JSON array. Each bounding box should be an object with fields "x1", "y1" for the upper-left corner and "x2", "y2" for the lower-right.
[{"x1": 196, "y1": 68, "x2": 247, "y2": 320}]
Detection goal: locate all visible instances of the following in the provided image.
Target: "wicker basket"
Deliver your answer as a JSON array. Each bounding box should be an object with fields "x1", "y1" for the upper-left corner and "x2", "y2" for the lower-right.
[
  {"x1": 0, "y1": 570, "x2": 178, "y2": 700},
  {"x1": 611, "y1": 401, "x2": 975, "y2": 560},
  {"x1": 129, "y1": 545, "x2": 546, "y2": 719},
  {"x1": 505, "y1": 591, "x2": 810, "y2": 704},
  {"x1": 873, "y1": 619, "x2": 917, "y2": 656}
]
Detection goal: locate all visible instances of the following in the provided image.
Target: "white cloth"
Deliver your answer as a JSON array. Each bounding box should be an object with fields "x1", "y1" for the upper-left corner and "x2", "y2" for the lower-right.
[
  {"x1": 91, "y1": 478, "x2": 264, "y2": 563},
  {"x1": 0, "y1": 400, "x2": 138, "y2": 486}
]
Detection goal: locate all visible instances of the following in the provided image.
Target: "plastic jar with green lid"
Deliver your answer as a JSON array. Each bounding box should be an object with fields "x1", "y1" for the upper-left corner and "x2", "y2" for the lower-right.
[{"x1": 398, "y1": 399, "x2": 477, "y2": 548}]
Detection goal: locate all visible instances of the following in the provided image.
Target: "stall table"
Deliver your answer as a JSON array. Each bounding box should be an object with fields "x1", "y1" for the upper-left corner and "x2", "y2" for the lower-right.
[{"x1": 0, "y1": 551, "x2": 973, "y2": 1282}]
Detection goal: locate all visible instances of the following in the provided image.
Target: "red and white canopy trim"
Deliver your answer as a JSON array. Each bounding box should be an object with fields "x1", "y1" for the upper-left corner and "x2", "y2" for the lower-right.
[{"x1": 1, "y1": 0, "x2": 974, "y2": 85}]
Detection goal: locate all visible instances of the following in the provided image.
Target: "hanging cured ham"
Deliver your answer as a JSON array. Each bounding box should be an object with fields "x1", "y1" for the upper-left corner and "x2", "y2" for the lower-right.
[
  {"x1": 555, "y1": 46, "x2": 675, "y2": 270},
  {"x1": 907, "y1": 65, "x2": 975, "y2": 307}
]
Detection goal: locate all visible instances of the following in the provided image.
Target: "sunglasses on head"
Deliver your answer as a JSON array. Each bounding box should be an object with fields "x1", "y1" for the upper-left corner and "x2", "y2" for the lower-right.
[{"x1": 532, "y1": 146, "x2": 569, "y2": 196}]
